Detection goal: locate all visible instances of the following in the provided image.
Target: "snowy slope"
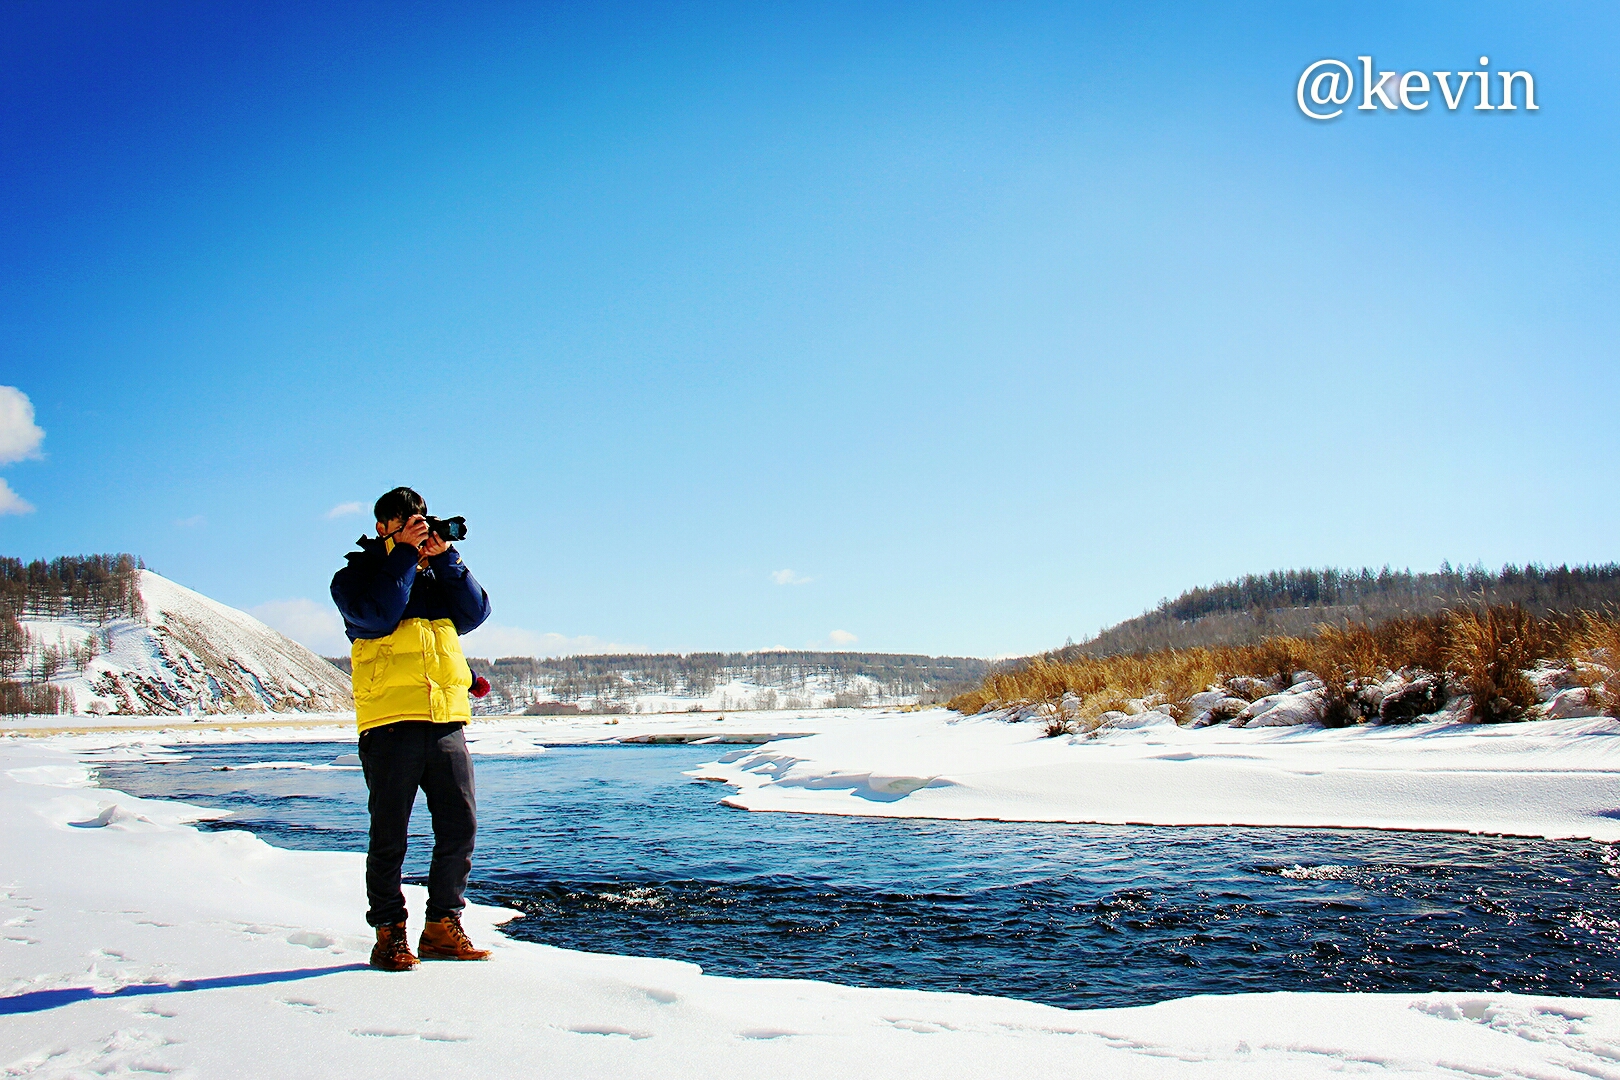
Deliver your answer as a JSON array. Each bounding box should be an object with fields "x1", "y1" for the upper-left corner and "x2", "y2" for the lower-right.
[{"x1": 20, "y1": 571, "x2": 352, "y2": 716}]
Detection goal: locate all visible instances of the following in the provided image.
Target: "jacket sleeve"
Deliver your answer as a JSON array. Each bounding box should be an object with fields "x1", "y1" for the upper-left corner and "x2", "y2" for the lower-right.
[
  {"x1": 330, "y1": 544, "x2": 421, "y2": 640},
  {"x1": 427, "y1": 547, "x2": 492, "y2": 634}
]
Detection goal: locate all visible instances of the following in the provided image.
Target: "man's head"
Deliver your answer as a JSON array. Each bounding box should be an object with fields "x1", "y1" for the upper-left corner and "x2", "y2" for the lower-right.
[
  {"x1": 374, "y1": 487, "x2": 426, "y2": 538},
  {"x1": 372, "y1": 486, "x2": 449, "y2": 563}
]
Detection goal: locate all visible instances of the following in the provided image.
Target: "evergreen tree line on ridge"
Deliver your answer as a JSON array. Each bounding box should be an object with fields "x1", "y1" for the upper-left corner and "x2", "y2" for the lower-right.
[{"x1": 1063, "y1": 562, "x2": 1620, "y2": 659}]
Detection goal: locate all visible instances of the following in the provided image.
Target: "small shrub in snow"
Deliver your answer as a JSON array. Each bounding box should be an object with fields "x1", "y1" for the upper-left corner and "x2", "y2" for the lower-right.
[
  {"x1": 1379, "y1": 673, "x2": 1447, "y2": 724},
  {"x1": 1572, "y1": 610, "x2": 1620, "y2": 718},
  {"x1": 1317, "y1": 685, "x2": 1356, "y2": 728},
  {"x1": 1183, "y1": 690, "x2": 1247, "y2": 727},
  {"x1": 1446, "y1": 606, "x2": 1542, "y2": 723},
  {"x1": 1077, "y1": 689, "x2": 1134, "y2": 723},
  {"x1": 1224, "y1": 676, "x2": 1277, "y2": 702}
]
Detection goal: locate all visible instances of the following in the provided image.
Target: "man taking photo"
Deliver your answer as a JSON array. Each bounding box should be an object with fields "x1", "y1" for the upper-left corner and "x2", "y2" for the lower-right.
[{"x1": 331, "y1": 486, "x2": 493, "y2": 972}]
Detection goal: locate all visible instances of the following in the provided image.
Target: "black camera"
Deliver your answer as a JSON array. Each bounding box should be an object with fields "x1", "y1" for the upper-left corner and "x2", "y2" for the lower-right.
[{"x1": 425, "y1": 515, "x2": 468, "y2": 542}]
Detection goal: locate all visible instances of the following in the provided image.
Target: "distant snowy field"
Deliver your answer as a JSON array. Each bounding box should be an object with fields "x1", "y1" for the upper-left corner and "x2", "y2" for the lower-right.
[
  {"x1": 471, "y1": 671, "x2": 927, "y2": 716},
  {"x1": 5, "y1": 734, "x2": 1620, "y2": 1079}
]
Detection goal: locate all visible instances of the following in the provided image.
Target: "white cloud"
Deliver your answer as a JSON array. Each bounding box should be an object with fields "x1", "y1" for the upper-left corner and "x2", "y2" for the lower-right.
[
  {"x1": 461, "y1": 623, "x2": 646, "y2": 659},
  {"x1": 0, "y1": 387, "x2": 44, "y2": 465},
  {"x1": 325, "y1": 501, "x2": 365, "y2": 519},
  {"x1": 249, "y1": 598, "x2": 352, "y2": 657},
  {"x1": 175, "y1": 515, "x2": 205, "y2": 528},
  {"x1": 771, "y1": 569, "x2": 812, "y2": 586},
  {"x1": 827, "y1": 629, "x2": 858, "y2": 647},
  {"x1": 0, "y1": 478, "x2": 34, "y2": 516}
]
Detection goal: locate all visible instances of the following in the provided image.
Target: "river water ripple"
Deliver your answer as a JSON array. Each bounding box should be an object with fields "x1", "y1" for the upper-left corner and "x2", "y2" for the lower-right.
[{"x1": 95, "y1": 741, "x2": 1620, "y2": 1009}]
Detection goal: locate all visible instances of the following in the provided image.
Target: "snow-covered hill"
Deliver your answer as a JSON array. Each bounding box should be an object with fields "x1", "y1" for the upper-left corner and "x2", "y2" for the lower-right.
[{"x1": 20, "y1": 570, "x2": 352, "y2": 716}]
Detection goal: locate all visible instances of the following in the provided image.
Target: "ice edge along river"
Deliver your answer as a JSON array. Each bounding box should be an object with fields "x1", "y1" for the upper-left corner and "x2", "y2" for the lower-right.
[{"x1": 696, "y1": 708, "x2": 1620, "y2": 842}]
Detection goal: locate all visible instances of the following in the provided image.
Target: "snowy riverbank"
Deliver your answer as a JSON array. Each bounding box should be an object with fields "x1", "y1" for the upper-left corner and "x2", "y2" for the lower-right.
[
  {"x1": 4, "y1": 736, "x2": 1620, "y2": 1078},
  {"x1": 699, "y1": 708, "x2": 1620, "y2": 842}
]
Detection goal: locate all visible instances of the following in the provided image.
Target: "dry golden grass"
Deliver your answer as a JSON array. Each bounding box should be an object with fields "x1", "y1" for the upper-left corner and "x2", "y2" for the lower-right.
[
  {"x1": 947, "y1": 605, "x2": 1620, "y2": 726},
  {"x1": 1444, "y1": 606, "x2": 1544, "y2": 722},
  {"x1": 1572, "y1": 608, "x2": 1620, "y2": 717}
]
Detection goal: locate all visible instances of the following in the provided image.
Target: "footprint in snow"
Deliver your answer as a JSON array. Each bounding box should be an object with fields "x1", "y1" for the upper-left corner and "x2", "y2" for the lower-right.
[
  {"x1": 566, "y1": 1025, "x2": 653, "y2": 1040},
  {"x1": 351, "y1": 1027, "x2": 471, "y2": 1042},
  {"x1": 9, "y1": 1026, "x2": 181, "y2": 1077},
  {"x1": 282, "y1": 997, "x2": 334, "y2": 1014},
  {"x1": 884, "y1": 1018, "x2": 960, "y2": 1034}
]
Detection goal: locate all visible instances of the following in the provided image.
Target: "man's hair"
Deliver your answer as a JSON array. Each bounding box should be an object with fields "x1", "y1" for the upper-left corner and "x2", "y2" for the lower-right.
[{"x1": 374, "y1": 486, "x2": 427, "y2": 525}]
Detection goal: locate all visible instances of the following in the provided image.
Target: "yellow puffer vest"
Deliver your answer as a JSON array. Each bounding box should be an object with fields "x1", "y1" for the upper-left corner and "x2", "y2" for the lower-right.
[{"x1": 351, "y1": 616, "x2": 473, "y2": 732}]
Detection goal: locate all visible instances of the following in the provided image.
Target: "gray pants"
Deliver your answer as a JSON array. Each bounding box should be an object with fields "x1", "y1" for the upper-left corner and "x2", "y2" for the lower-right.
[{"x1": 357, "y1": 721, "x2": 477, "y2": 927}]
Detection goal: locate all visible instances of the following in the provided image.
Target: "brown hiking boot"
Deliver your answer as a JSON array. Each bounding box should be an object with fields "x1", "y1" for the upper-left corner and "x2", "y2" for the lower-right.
[
  {"x1": 370, "y1": 922, "x2": 419, "y2": 971},
  {"x1": 418, "y1": 914, "x2": 491, "y2": 961}
]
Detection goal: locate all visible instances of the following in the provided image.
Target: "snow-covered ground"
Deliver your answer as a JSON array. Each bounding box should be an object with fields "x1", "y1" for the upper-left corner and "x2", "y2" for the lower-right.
[
  {"x1": 699, "y1": 708, "x2": 1620, "y2": 842},
  {"x1": 4, "y1": 735, "x2": 1620, "y2": 1079},
  {"x1": 18, "y1": 571, "x2": 352, "y2": 716}
]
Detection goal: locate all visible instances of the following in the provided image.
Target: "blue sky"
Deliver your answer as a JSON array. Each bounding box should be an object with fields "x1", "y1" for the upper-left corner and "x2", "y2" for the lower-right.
[{"x1": 1, "y1": 2, "x2": 1615, "y2": 659}]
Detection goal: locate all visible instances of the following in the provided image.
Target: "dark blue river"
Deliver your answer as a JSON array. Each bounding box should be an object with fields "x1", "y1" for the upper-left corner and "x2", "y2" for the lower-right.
[{"x1": 93, "y1": 741, "x2": 1620, "y2": 1009}]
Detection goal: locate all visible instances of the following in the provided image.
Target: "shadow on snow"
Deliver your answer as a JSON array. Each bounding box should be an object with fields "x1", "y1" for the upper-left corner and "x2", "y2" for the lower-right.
[{"x1": 0, "y1": 964, "x2": 370, "y2": 1015}]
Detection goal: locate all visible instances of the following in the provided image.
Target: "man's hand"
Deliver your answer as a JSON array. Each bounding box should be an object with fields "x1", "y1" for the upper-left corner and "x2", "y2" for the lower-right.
[
  {"x1": 394, "y1": 515, "x2": 430, "y2": 552},
  {"x1": 420, "y1": 530, "x2": 450, "y2": 558}
]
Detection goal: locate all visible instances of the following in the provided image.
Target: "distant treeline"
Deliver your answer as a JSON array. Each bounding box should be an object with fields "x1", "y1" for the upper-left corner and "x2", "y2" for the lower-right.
[
  {"x1": 455, "y1": 651, "x2": 992, "y2": 709},
  {"x1": 0, "y1": 555, "x2": 144, "y2": 622},
  {"x1": 0, "y1": 554, "x2": 144, "y2": 715},
  {"x1": 1063, "y1": 563, "x2": 1620, "y2": 658}
]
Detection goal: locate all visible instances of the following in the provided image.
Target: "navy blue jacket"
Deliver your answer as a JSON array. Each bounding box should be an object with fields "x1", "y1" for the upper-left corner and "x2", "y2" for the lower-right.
[{"x1": 330, "y1": 537, "x2": 492, "y2": 643}]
